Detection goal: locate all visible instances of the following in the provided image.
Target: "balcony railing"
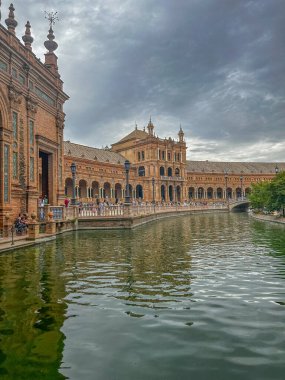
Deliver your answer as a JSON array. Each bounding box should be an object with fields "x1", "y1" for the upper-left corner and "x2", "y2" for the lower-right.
[{"x1": 160, "y1": 176, "x2": 184, "y2": 181}]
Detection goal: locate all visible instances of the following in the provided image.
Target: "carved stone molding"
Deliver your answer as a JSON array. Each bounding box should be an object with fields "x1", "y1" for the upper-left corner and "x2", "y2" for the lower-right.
[
  {"x1": 56, "y1": 111, "x2": 65, "y2": 129},
  {"x1": 26, "y1": 95, "x2": 38, "y2": 115},
  {"x1": 8, "y1": 83, "x2": 22, "y2": 106}
]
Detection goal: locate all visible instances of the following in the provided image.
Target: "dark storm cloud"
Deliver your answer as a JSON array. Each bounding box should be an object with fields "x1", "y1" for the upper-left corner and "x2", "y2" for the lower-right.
[{"x1": 6, "y1": 0, "x2": 285, "y2": 161}]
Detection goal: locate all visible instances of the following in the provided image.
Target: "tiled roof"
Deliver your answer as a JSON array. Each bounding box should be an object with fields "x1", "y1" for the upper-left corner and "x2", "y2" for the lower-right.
[
  {"x1": 186, "y1": 161, "x2": 285, "y2": 174},
  {"x1": 113, "y1": 128, "x2": 149, "y2": 145},
  {"x1": 64, "y1": 141, "x2": 126, "y2": 165}
]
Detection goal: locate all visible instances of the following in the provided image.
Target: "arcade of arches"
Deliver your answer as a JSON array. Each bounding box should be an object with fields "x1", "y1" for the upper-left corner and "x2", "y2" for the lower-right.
[{"x1": 63, "y1": 133, "x2": 284, "y2": 204}]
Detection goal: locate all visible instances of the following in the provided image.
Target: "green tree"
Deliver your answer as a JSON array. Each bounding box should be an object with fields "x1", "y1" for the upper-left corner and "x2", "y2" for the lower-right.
[
  {"x1": 267, "y1": 172, "x2": 285, "y2": 214},
  {"x1": 249, "y1": 180, "x2": 271, "y2": 210},
  {"x1": 249, "y1": 172, "x2": 285, "y2": 214}
]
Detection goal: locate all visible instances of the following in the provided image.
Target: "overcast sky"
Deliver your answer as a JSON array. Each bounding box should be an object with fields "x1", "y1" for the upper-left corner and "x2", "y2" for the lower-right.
[{"x1": 4, "y1": 0, "x2": 285, "y2": 161}]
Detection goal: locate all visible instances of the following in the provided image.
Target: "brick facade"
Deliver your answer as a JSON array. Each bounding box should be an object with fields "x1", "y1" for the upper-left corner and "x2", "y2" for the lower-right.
[{"x1": 0, "y1": 5, "x2": 68, "y2": 231}]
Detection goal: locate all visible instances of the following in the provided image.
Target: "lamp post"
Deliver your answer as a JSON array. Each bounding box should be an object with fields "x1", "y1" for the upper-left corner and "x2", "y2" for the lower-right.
[
  {"x1": 70, "y1": 162, "x2": 77, "y2": 205},
  {"x1": 124, "y1": 160, "x2": 131, "y2": 204},
  {"x1": 151, "y1": 177, "x2": 155, "y2": 204},
  {"x1": 240, "y1": 175, "x2": 243, "y2": 200},
  {"x1": 224, "y1": 172, "x2": 228, "y2": 205}
]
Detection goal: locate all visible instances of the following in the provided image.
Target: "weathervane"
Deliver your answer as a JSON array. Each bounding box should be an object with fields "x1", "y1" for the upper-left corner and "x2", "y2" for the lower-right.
[{"x1": 44, "y1": 11, "x2": 59, "y2": 28}]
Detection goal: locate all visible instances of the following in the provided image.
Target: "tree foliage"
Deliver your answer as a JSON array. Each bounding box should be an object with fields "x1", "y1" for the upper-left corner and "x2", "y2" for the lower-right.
[{"x1": 249, "y1": 172, "x2": 285, "y2": 212}]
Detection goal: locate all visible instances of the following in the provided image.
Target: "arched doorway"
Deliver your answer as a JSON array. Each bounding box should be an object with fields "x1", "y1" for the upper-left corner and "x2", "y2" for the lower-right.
[
  {"x1": 236, "y1": 187, "x2": 242, "y2": 199},
  {"x1": 160, "y1": 166, "x2": 165, "y2": 176},
  {"x1": 78, "y1": 179, "x2": 87, "y2": 199},
  {"x1": 226, "y1": 187, "x2": 232, "y2": 199},
  {"x1": 168, "y1": 167, "x2": 172, "y2": 177},
  {"x1": 169, "y1": 185, "x2": 173, "y2": 202},
  {"x1": 217, "y1": 187, "x2": 223, "y2": 199},
  {"x1": 65, "y1": 178, "x2": 73, "y2": 197},
  {"x1": 115, "y1": 183, "x2": 122, "y2": 201},
  {"x1": 245, "y1": 187, "x2": 251, "y2": 197},
  {"x1": 198, "y1": 187, "x2": 204, "y2": 199},
  {"x1": 161, "y1": 185, "x2": 166, "y2": 201},
  {"x1": 188, "y1": 187, "x2": 195, "y2": 199},
  {"x1": 91, "y1": 181, "x2": 99, "y2": 199},
  {"x1": 136, "y1": 184, "x2": 143, "y2": 200},
  {"x1": 103, "y1": 182, "x2": 111, "y2": 199},
  {"x1": 207, "y1": 187, "x2": 213, "y2": 199},
  {"x1": 176, "y1": 185, "x2": 181, "y2": 202}
]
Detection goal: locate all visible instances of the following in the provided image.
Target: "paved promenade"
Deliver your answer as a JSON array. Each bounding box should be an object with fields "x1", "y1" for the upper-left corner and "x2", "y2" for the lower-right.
[{"x1": 250, "y1": 212, "x2": 285, "y2": 225}]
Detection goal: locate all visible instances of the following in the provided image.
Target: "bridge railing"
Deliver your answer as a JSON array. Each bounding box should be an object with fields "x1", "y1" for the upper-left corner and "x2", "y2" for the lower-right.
[{"x1": 76, "y1": 202, "x2": 228, "y2": 218}]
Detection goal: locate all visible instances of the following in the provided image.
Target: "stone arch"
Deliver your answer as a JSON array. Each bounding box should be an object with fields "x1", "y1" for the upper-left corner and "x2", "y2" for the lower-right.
[
  {"x1": 169, "y1": 185, "x2": 173, "y2": 202},
  {"x1": 91, "y1": 181, "x2": 99, "y2": 198},
  {"x1": 115, "y1": 183, "x2": 122, "y2": 200},
  {"x1": 217, "y1": 187, "x2": 223, "y2": 199},
  {"x1": 175, "y1": 167, "x2": 180, "y2": 176},
  {"x1": 188, "y1": 187, "x2": 195, "y2": 199},
  {"x1": 136, "y1": 184, "x2": 143, "y2": 200},
  {"x1": 226, "y1": 187, "x2": 232, "y2": 199},
  {"x1": 207, "y1": 187, "x2": 213, "y2": 199},
  {"x1": 65, "y1": 178, "x2": 73, "y2": 197},
  {"x1": 245, "y1": 187, "x2": 251, "y2": 197},
  {"x1": 236, "y1": 187, "x2": 242, "y2": 199},
  {"x1": 198, "y1": 187, "x2": 204, "y2": 199},
  {"x1": 78, "y1": 179, "x2": 87, "y2": 199},
  {"x1": 160, "y1": 166, "x2": 165, "y2": 176},
  {"x1": 167, "y1": 167, "x2": 172, "y2": 177},
  {"x1": 176, "y1": 185, "x2": 181, "y2": 202},
  {"x1": 161, "y1": 184, "x2": 166, "y2": 201},
  {"x1": 103, "y1": 182, "x2": 111, "y2": 199},
  {"x1": 138, "y1": 166, "x2": 145, "y2": 176}
]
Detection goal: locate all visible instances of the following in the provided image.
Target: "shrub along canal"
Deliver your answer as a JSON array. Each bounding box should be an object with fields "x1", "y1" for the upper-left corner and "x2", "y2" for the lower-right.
[{"x1": 0, "y1": 212, "x2": 285, "y2": 380}]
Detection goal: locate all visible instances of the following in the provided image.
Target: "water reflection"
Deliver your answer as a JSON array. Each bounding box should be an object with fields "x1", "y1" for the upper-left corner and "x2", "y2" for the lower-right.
[
  {"x1": 0, "y1": 243, "x2": 67, "y2": 379},
  {"x1": 0, "y1": 213, "x2": 285, "y2": 380}
]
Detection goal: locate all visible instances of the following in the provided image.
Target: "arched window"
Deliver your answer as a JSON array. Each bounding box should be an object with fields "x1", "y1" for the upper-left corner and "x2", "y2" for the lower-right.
[
  {"x1": 138, "y1": 166, "x2": 145, "y2": 176},
  {"x1": 167, "y1": 167, "x2": 172, "y2": 177},
  {"x1": 217, "y1": 187, "x2": 223, "y2": 199},
  {"x1": 175, "y1": 168, "x2": 180, "y2": 176},
  {"x1": 198, "y1": 187, "x2": 204, "y2": 199},
  {"x1": 160, "y1": 166, "x2": 165, "y2": 176},
  {"x1": 136, "y1": 184, "x2": 143, "y2": 200},
  {"x1": 141, "y1": 151, "x2": 145, "y2": 160},
  {"x1": 188, "y1": 187, "x2": 194, "y2": 199},
  {"x1": 161, "y1": 185, "x2": 166, "y2": 201},
  {"x1": 207, "y1": 187, "x2": 213, "y2": 199},
  {"x1": 137, "y1": 152, "x2": 141, "y2": 161}
]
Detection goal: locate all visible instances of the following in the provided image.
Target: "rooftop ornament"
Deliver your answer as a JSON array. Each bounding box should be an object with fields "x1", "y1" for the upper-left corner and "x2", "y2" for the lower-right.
[
  {"x1": 44, "y1": 11, "x2": 59, "y2": 53},
  {"x1": 5, "y1": 3, "x2": 17, "y2": 34}
]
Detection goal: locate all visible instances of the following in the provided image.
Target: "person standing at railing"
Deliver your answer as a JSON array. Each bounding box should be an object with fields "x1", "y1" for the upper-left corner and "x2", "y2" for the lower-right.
[{"x1": 64, "y1": 198, "x2": 70, "y2": 208}]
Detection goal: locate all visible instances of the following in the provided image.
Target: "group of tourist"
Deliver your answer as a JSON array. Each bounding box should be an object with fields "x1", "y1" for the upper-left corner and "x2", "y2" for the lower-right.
[{"x1": 14, "y1": 214, "x2": 29, "y2": 234}]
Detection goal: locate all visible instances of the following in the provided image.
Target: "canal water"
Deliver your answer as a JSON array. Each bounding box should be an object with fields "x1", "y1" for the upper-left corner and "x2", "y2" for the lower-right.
[{"x1": 0, "y1": 213, "x2": 285, "y2": 380}]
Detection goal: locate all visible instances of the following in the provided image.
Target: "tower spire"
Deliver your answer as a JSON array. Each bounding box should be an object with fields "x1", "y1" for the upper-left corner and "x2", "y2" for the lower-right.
[
  {"x1": 5, "y1": 3, "x2": 17, "y2": 35},
  {"x1": 178, "y1": 124, "x2": 184, "y2": 142},
  {"x1": 44, "y1": 11, "x2": 59, "y2": 75},
  {"x1": 22, "y1": 21, "x2": 33, "y2": 51},
  {"x1": 147, "y1": 116, "x2": 154, "y2": 136}
]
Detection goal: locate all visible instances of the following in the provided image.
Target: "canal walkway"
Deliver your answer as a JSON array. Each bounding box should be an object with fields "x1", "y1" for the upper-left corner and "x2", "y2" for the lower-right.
[
  {"x1": 250, "y1": 212, "x2": 285, "y2": 225},
  {"x1": 0, "y1": 203, "x2": 227, "y2": 253}
]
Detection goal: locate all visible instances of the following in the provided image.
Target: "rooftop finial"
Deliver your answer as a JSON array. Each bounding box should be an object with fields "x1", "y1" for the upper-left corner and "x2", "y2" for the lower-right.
[
  {"x1": 178, "y1": 124, "x2": 184, "y2": 142},
  {"x1": 5, "y1": 3, "x2": 17, "y2": 34},
  {"x1": 44, "y1": 10, "x2": 59, "y2": 28},
  {"x1": 147, "y1": 116, "x2": 154, "y2": 136},
  {"x1": 22, "y1": 21, "x2": 33, "y2": 50},
  {"x1": 44, "y1": 11, "x2": 59, "y2": 53}
]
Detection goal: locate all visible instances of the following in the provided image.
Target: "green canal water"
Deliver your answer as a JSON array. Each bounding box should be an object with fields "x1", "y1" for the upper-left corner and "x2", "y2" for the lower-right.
[{"x1": 0, "y1": 213, "x2": 285, "y2": 380}]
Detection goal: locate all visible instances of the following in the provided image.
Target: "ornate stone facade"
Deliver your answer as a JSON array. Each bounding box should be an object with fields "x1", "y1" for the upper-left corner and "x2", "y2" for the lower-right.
[
  {"x1": 63, "y1": 123, "x2": 285, "y2": 204},
  {"x1": 0, "y1": 4, "x2": 68, "y2": 230}
]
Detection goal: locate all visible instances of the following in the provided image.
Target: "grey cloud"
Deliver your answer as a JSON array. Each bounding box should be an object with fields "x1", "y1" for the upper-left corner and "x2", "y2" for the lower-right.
[{"x1": 8, "y1": 0, "x2": 285, "y2": 161}]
